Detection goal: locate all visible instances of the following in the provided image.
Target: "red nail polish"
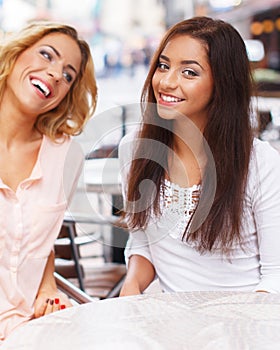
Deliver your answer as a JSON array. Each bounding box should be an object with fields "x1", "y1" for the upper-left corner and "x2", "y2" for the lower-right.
[
  {"x1": 50, "y1": 299, "x2": 54, "y2": 305},
  {"x1": 54, "y1": 298, "x2": 60, "y2": 304},
  {"x1": 60, "y1": 305, "x2": 66, "y2": 310}
]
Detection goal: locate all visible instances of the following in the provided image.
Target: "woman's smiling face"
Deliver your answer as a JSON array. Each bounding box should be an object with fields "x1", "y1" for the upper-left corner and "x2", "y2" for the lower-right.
[
  {"x1": 152, "y1": 34, "x2": 214, "y2": 129},
  {"x1": 6, "y1": 32, "x2": 82, "y2": 116}
]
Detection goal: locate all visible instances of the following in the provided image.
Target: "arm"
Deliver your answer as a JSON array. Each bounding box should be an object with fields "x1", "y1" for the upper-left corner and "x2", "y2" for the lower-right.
[
  {"x1": 35, "y1": 140, "x2": 84, "y2": 317},
  {"x1": 251, "y1": 141, "x2": 280, "y2": 293},
  {"x1": 120, "y1": 254, "x2": 156, "y2": 296},
  {"x1": 118, "y1": 133, "x2": 156, "y2": 296},
  {"x1": 34, "y1": 250, "x2": 72, "y2": 318}
]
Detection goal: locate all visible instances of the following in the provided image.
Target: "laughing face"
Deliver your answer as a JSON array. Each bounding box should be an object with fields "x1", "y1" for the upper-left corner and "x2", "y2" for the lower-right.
[
  {"x1": 5, "y1": 32, "x2": 82, "y2": 117},
  {"x1": 152, "y1": 35, "x2": 214, "y2": 130}
]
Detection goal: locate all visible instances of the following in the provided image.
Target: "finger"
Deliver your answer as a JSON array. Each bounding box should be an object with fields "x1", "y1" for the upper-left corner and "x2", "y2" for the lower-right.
[
  {"x1": 52, "y1": 298, "x2": 60, "y2": 312},
  {"x1": 40, "y1": 298, "x2": 49, "y2": 316},
  {"x1": 34, "y1": 299, "x2": 49, "y2": 318},
  {"x1": 44, "y1": 299, "x2": 54, "y2": 315}
]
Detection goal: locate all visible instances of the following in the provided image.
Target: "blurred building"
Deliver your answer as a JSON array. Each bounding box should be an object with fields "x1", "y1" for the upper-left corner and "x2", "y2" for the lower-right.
[
  {"x1": 93, "y1": 0, "x2": 165, "y2": 77},
  {"x1": 193, "y1": 0, "x2": 280, "y2": 38},
  {"x1": 0, "y1": 0, "x2": 166, "y2": 77},
  {"x1": 193, "y1": 0, "x2": 280, "y2": 90},
  {"x1": 1, "y1": 0, "x2": 280, "y2": 83},
  {"x1": 161, "y1": 0, "x2": 195, "y2": 28},
  {"x1": 0, "y1": 0, "x2": 165, "y2": 39}
]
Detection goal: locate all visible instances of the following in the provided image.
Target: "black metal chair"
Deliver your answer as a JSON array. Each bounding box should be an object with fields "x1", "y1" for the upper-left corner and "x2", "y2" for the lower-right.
[
  {"x1": 54, "y1": 216, "x2": 101, "y2": 291},
  {"x1": 54, "y1": 212, "x2": 127, "y2": 299},
  {"x1": 54, "y1": 272, "x2": 94, "y2": 304}
]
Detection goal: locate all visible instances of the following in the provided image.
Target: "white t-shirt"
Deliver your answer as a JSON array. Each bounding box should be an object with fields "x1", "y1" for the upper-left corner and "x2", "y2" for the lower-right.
[{"x1": 119, "y1": 133, "x2": 280, "y2": 293}]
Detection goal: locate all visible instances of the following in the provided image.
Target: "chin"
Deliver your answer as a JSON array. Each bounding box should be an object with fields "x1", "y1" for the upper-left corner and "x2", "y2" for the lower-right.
[{"x1": 157, "y1": 105, "x2": 180, "y2": 120}]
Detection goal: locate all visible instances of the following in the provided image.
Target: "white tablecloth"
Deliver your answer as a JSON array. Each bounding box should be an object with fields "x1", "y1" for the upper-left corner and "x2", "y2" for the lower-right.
[{"x1": 2, "y1": 291, "x2": 280, "y2": 349}]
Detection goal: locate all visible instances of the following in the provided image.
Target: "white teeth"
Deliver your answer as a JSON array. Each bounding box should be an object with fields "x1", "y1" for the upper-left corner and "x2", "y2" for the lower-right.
[
  {"x1": 31, "y1": 79, "x2": 50, "y2": 97},
  {"x1": 161, "y1": 94, "x2": 182, "y2": 102}
]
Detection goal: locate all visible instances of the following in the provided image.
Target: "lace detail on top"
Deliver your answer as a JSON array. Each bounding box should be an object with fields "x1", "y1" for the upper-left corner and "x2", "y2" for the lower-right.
[{"x1": 159, "y1": 179, "x2": 201, "y2": 241}]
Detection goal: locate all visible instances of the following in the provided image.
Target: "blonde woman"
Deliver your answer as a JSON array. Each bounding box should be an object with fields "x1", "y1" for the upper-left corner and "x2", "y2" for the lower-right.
[{"x1": 0, "y1": 21, "x2": 97, "y2": 341}]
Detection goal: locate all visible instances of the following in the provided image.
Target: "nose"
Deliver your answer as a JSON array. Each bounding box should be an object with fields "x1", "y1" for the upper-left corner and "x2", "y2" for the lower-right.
[{"x1": 160, "y1": 69, "x2": 179, "y2": 89}]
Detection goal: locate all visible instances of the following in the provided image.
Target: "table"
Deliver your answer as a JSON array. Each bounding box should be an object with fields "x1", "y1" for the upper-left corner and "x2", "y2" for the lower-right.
[
  {"x1": 83, "y1": 158, "x2": 128, "y2": 263},
  {"x1": 84, "y1": 158, "x2": 122, "y2": 195},
  {"x1": 3, "y1": 291, "x2": 280, "y2": 349}
]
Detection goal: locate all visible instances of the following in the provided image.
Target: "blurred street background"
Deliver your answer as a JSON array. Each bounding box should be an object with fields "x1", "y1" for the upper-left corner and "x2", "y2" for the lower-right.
[{"x1": 0, "y1": 0, "x2": 280, "y2": 119}]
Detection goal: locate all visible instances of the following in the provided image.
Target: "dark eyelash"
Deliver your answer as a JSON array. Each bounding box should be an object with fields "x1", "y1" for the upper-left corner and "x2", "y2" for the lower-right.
[
  {"x1": 158, "y1": 62, "x2": 168, "y2": 69},
  {"x1": 63, "y1": 72, "x2": 73, "y2": 83},
  {"x1": 183, "y1": 69, "x2": 198, "y2": 77},
  {"x1": 40, "y1": 50, "x2": 51, "y2": 60}
]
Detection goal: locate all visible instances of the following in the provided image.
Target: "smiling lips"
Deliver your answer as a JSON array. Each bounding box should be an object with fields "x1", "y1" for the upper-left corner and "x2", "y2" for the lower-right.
[
  {"x1": 31, "y1": 78, "x2": 51, "y2": 98},
  {"x1": 160, "y1": 93, "x2": 184, "y2": 103}
]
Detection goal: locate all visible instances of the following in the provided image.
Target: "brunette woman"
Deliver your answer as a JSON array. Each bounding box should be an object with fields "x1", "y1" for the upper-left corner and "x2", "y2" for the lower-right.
[{"x1": 119, "y1": 16, "x2": 280, "y2": 296}]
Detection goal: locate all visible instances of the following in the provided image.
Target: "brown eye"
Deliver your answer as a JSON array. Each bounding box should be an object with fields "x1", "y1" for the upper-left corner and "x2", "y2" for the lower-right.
[
  {"x1": 158, "y1": 62, "x2": 169, "y2": 70},
  {"x1": 182, "y1": 69, "x2": 198, "y2": 77}
]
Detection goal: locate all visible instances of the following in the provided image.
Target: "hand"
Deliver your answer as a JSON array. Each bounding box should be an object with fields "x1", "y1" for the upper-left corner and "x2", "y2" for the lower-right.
[{"x1": 34, "y1": 291, "x2": 73, "y2": 318}]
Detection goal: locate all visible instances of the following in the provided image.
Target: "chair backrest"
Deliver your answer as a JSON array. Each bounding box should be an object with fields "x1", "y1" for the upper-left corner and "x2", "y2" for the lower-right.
[
  {"x1": 54, "y1": 221, "x2": 85, "y2": 290},
  {"x1": 54, "y1": 272, "x2": 94, "y2": 304},
  {"x1": 55, "y1": 213, "x2": 127, "y2": 299}
]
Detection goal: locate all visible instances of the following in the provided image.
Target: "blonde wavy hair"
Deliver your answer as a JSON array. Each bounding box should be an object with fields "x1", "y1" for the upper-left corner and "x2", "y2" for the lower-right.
[{"x1": 0, "y1": 21, "x2": 97, "y2": 140}]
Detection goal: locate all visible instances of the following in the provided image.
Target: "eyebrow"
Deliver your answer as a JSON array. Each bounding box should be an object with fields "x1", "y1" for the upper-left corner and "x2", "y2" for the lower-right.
[
  {"x1": 47, "y1": 45, "x2": 78, "y2": 75},
  {"x1": 159, "y1": 54, "x2": 204, "y2": 70}
]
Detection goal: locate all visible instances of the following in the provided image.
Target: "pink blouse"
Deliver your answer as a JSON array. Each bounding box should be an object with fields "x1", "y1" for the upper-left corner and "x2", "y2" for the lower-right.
[{"x1": 0, "y1": 135, "x2": 84, "y2": 341}]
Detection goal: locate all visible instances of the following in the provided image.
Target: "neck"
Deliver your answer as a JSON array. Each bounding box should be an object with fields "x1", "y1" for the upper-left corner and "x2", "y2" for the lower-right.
[
  {"x1": 0, "y1": 93, "x2": 40, "y2": 146},
  {"x1": 173, "y1": 119, "x2": 205, "y2": 158},
  {"x1": 0, "y1": 118, "x2": 41, "y2": 150}
]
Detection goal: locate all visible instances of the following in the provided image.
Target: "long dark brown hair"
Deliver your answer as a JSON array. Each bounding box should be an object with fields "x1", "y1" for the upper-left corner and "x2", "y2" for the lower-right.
[{"x1": 123, "y1": 16, "x2": 254, "y2": 255}]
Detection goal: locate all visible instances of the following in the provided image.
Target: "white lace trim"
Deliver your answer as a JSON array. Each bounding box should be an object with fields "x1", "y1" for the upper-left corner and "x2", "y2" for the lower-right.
[{"x1": 159, "y1": 179, "x2": 201, "y2": 240}]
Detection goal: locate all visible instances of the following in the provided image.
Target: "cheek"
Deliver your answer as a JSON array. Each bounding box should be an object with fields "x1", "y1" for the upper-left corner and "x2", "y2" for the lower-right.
[
  {"x1": 58, "y1": 84, "x2": 71, "y2": 100},
  {"x1": 15, "y1": 50, "x2": 36, "y2": 70},
  {"x1": 199, "y1": 81, "x2": 213, "y2": 103},
  {"x1": 204, "y1": 75, "x2": 214, "y2": 100},
  {"x1": 152, "y1": 74, "x2": 158, "y2": 93},
  {"x1": 53, "y1": 95, "x2": 67, "y2": 110}
]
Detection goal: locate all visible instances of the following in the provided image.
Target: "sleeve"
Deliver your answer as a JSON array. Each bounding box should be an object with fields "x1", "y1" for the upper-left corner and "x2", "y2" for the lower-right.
[
  {"x1": 124, "y1": 230, "x2": 153, "y2": 265},
  {"x1": 118, "y1": 133, "x2": 153, "y2": 265},
  {"x1": 63, "y1": 138, "x2": 84, "y2": 205},
  {"x1": 251, "y1": 141, "x2": 280, "y2": 293}
]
